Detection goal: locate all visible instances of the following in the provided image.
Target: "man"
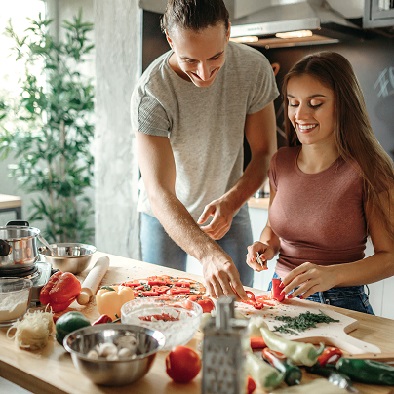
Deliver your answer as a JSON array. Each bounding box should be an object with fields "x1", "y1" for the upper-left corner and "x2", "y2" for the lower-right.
[{"x1": 132, "y1": 0, "x2": 278, "y2": 299}]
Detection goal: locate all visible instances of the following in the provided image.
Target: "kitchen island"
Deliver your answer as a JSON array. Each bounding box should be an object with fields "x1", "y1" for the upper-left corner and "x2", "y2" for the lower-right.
[{"x1": 1, "y1": 252, "x2": 394, "y2": 394}]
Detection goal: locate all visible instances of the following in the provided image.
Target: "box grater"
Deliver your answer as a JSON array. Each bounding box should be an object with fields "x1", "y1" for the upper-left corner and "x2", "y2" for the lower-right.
[{"x1": 201, "y1": 296, "x2": 249, "y2": 394}]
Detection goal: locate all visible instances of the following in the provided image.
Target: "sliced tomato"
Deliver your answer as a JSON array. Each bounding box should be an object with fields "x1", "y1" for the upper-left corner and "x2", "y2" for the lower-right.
[
  {"x1": 169, "y1": 288, "x2": 191, "y2": 295},
  {"x1": 140, "y1": 291, "x2": 159, "y2": 296},
  {"x1": 151, "y1": 285, "x2": 170, "y2": 294}
]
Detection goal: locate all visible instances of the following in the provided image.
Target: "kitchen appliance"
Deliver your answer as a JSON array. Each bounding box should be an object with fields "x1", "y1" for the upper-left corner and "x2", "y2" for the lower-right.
[
  {"x1": 202, "y1": 296, "x2": 248, "y2": 394},
  {"x1": 0, "y1": 260, "x2": 53, "y2": 305},
  {"x1": 0, "y1": 221, "x2": 54, "y2": 304},
  {"x1": 0, "y1": 222, "x2": 40, "y2": 270}
]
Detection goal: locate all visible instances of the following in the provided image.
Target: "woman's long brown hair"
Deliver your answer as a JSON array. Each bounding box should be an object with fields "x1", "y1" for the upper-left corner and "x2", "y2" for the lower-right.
[{"x1": 282, "y1": 51, "x2": 394, "y2": 239}]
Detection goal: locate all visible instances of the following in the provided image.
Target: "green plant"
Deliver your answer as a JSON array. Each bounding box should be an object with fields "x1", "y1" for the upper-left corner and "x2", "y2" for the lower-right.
[{"x1": 0, "y1": 11, "x2": 95, "y2": 243}]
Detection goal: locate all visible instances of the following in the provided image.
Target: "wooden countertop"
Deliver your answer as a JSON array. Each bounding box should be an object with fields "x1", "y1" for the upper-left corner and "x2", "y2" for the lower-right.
[
  {"x1": 1, "y1": 252, "x2": 394, "y2": 394},
  {"x1": 248, "y1": 197, "x2": 269, "y2": 210}
]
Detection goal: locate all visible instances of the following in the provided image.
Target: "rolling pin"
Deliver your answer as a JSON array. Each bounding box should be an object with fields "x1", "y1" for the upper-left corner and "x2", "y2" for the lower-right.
[{"x1": 77, "y1": 256, "x2": 110, "y2": 305}]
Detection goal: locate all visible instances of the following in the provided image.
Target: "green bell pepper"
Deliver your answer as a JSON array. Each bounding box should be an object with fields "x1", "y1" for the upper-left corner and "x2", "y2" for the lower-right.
[{"x1": 335, "y1": 358, "x2": 394, "y2": 385}]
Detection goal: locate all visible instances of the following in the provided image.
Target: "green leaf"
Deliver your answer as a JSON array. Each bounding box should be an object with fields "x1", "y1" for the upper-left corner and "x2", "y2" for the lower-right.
[{"x1": 0, "y1": 9, "x2": 95, "y2": 244}]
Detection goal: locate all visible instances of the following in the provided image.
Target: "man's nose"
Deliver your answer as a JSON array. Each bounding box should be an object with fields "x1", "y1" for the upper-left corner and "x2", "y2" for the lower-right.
[{"x1": 197, "y1": 62, "x2": 210, "y2": 80}]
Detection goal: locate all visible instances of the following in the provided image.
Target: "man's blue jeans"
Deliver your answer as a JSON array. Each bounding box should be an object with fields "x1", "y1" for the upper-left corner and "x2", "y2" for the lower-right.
[{"x1": 140, "y1": 204, "x2": 254, "y2": 287}]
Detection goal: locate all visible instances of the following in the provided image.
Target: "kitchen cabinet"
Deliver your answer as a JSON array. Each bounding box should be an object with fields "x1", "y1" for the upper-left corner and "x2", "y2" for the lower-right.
[
  {"x1": 248, "y1": 200, "x2": 394, "y2": 320},
  {"x1": 364, "y1": 0, "x2": 394, "y2": 28}
]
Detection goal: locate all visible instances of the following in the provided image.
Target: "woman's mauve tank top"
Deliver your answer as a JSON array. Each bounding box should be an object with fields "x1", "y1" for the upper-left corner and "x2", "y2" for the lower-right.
[{"x1": 268, "y1": 146, "x2": 368, "y2": 279}]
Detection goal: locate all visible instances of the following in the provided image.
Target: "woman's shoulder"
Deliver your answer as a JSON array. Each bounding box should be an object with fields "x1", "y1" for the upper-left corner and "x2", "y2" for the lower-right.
[{"x1": 274, "y1": 146, "x2": 300, "y2": 160}]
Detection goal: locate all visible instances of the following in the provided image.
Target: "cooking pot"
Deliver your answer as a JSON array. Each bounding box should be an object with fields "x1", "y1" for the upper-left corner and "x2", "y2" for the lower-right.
[{"x1": 0, "y1": 220, "x2": 41, "y2": 271}]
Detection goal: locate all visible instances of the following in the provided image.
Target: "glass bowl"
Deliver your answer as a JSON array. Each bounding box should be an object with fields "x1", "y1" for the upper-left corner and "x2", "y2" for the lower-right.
[
  {"x1": 121, "y1": 297, "x2": 203, "y2": 351},
  {"x1": 0, "y1": 277, "x2": 32, "y2": 327}
]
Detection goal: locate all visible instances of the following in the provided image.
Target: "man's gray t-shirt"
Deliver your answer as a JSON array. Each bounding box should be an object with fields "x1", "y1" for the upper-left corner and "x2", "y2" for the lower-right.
[{"x1": 131, "y1": 41, "x2": 279, "y2": 220}]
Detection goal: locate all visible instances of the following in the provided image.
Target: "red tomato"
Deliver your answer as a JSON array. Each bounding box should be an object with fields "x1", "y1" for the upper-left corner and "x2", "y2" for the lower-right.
[
  {"x1": 165, "y1": 345, "x2": 202, "y2": 383},
  {"x1": 247, "y1": 375, "x2": 257, "y2": 394},
  {"x1": 188, "y1": 295, "x2": 215, "y2": 313}
]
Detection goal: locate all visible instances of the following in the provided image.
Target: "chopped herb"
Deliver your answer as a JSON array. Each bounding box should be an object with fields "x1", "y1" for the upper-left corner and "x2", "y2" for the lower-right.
[{"x1": 274, "y1": 310, "x2": 339, "y2": 334}]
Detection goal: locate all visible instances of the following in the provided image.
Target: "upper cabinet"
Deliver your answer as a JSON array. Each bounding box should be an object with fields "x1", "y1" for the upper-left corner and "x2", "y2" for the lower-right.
[{"x1": 364, "y1": 0, "x2": 394, "y2": 28}]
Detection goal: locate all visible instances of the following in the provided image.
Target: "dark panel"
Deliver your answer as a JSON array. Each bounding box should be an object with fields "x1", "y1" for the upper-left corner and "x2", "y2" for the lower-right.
[{"x1": 142, "y1": 11, "x2": 170, "y2": 72}]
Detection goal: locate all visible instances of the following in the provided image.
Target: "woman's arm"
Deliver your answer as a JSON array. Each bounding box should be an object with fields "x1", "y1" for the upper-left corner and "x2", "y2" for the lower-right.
[{"x1": 246, "y1": 184, "x2": 281, "y2": 271}]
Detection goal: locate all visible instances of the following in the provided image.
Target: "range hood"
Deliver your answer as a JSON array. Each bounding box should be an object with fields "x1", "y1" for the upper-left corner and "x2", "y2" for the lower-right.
[
  {"x1": 229, "y1": 0, "x2": 364, "y2": 48},
  {"x1": 138, "y1": 0, "x2": 365, "y2": 48}
]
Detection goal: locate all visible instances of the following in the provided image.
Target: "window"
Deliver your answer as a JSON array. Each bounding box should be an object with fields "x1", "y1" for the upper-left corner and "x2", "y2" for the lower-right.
[{"x1": 0, "y1": 0, "x2": 46, "y2": 115}]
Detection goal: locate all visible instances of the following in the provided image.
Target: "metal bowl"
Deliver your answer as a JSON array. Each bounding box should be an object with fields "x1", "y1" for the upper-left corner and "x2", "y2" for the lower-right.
[
  {"x1": 63, "y1": 324, "x2": 165, "y2": 386},
  {"x1": 40, "y1": 243, "x2": 97, "y2": 274}
]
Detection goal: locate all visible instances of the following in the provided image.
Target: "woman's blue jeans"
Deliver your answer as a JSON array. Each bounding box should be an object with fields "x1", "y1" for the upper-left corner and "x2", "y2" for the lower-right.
[
  {"x1": 267, "y1": 272, "x2": 374, "y2": 315},
  {"x1": 140, "y1": 204, "x2": 254, "y2": 287}
]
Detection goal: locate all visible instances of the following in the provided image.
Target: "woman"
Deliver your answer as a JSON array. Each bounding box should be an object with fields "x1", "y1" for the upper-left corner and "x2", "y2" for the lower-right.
[{"x1": 246, "y1": 52, "x2": 394, "y2": 314}]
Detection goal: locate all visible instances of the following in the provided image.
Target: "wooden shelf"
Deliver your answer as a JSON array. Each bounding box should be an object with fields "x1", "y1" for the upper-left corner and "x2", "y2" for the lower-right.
[{"x1": 0, "y1": 194, "x2": 22, "y2": 219}]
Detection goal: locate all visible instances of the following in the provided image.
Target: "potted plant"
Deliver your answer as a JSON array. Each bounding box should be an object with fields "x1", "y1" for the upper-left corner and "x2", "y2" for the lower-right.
[{"x1": 0, "y1": 11, "x2": 95, "y2": 243}]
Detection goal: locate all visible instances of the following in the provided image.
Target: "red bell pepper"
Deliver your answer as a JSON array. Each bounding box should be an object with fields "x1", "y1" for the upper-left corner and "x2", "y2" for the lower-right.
[
  {"x1": 271, "y1": 278, "x2": 285, "y2": 302},
  {"x1": 39, "y1": 271, "x2": 81, "y2": 312},
  {"x1": 242, "y1": 291, "x2": 265, "y2": 309},
  {"x1": 92, "y1": 314, "x2": 113, "y2": 325}
]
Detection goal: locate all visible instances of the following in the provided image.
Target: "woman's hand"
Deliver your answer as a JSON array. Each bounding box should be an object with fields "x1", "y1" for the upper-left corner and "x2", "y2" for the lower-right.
[
  {"x1": 246, "y1": 241, "x2": 276, "y2": 271},
  {"x1": 282, "y1": 262, "x2": 337, "y2": 299}
]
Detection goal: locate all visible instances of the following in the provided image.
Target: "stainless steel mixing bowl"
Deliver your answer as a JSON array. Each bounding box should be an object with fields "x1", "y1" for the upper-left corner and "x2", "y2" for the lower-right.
[
  {"x1": 40, "y1": 243, "x2": 97, "y2": 274},
  {"x1": 63, "y1": 324, "x2": 166, "y2": 386}
]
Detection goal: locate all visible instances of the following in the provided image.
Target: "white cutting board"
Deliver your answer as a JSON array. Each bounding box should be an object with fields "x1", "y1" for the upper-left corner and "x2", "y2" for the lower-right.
[{"x1": 235, "y1": 297, "x2": 381, "y2": 354}]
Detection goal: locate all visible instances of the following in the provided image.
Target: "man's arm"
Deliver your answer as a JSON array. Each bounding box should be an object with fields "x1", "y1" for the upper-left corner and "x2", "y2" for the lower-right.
[
  {"x1": 198, "y1": 101, "x2": 277, "y2": 239},
  {"x1": 136, "y1": 132, "x2": 248, "y2": 299}
]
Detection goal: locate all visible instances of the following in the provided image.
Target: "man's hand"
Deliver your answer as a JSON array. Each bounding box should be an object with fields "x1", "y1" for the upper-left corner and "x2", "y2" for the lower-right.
[
  {"x1": 201, "y1": 253, "x2": 248, "y2": 300},
  {"x1": 197, "y1": 198, "x2": 234, "y2": 240}
]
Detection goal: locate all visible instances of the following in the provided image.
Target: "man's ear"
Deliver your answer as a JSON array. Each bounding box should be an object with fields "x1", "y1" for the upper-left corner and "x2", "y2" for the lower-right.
[
  {"x1": 165, "y1": 29, "x2": 174, "y2": 49},
  {"x1": 226, "y1": 22, "x2": 231, "y2": 42}
]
